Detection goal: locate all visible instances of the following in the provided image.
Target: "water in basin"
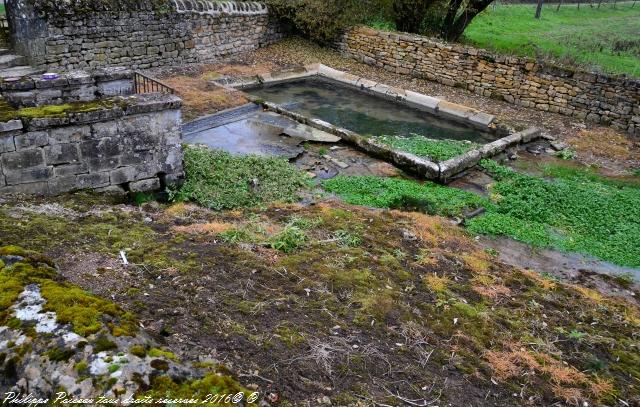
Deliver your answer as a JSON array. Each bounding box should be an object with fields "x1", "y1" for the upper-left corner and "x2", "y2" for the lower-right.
[{"x1": 248, "y1": 78, "x2": 496, "y2": 144}]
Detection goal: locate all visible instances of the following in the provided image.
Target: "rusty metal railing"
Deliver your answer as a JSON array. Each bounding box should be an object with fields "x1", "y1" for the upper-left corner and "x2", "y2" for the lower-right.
[{"x1": 133, "y1": 71, "x2": 176, "y2": 94}]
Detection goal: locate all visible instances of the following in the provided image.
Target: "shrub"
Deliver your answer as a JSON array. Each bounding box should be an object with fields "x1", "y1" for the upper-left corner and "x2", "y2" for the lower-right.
[{"x1": 266, "y1": 0, "x2": 374, "y2": 43}]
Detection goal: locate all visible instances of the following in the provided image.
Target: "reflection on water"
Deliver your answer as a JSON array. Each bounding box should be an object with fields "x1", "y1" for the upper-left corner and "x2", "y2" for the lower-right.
[{"x1": 249, "y1": 78, "x2": 496, "y2": 144}]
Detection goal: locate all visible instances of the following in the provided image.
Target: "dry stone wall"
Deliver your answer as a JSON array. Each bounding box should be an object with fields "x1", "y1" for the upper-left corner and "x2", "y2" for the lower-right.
[
  {"x1": 339, "y1": 27, "x2": 640, "y2": 136},
  {"x1": 0, "y1": 93, "x2": 183, "y2": 196},
  {"x1": 6, "y1": 0, "x2": 285, "y2": 71}
]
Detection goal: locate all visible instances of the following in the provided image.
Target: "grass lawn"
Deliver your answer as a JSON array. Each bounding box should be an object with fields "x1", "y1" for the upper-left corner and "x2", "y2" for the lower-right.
[{"x1": 463, "y1": 2, "x2": 640, "y2": 77}]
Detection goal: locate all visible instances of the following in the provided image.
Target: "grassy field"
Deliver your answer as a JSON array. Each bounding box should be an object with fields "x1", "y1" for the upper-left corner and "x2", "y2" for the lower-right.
[{"x1": 463, "y1": 2, "x2": 640, "y2": 76}]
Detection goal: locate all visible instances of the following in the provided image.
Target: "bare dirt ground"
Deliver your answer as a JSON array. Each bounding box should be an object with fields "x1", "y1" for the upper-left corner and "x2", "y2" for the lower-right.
[
  {"x1": 2, "y1": 194, "x2": 639, "y2": 406},
  {"x1": 153, "y1": 37, "x2": 640, "y2": 175}
]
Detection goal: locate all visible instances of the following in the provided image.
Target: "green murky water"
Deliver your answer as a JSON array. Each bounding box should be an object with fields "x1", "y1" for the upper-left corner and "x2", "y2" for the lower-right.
[{"x1": 249, "y1": 78, "x2": 496, "y2": 144}]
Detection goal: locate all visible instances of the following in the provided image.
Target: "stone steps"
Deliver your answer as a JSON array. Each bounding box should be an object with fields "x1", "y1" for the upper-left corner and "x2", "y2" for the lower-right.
[
  {"x1": 0, "y1": 65, "x2": 44, "y2": 79},
  {"x1": 0, "y1": 53, "x2": 27, "y2": 69}
]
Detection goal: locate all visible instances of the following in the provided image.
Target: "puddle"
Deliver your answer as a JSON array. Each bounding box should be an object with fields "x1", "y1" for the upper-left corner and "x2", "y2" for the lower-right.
[
  {"x1": 479, "y1": 236, "x2": 639, "y2": 290},
  {"x1": 247, "y1": 78, "x2": 496, "y2": 143}
]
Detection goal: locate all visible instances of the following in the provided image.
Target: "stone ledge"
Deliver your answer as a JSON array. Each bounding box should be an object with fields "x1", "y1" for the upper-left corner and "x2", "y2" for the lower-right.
[{"x1": 2, "y1": 94, "x2": 182, "y2": 133}]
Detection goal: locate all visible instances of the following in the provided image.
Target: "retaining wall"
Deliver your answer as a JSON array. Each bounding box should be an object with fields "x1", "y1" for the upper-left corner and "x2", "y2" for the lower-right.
[
  {"x1": 6, "y1": 0, "x2": 285, "y2": 71},
  {"x1": 339, "y1": 27, "x2": 640, "y2": 136},
  {"x1": 0, "y1": 93, "x2": 183, "y2": 195}
]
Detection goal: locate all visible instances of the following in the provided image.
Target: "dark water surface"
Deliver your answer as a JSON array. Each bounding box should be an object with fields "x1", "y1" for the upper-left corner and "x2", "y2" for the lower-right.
[{"x1": 248, "y1": 78, "x2": 496, "y2": 143}]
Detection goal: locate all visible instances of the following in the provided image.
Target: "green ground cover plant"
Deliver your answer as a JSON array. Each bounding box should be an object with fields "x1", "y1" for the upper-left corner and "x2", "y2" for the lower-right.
[
  {"x1": 377, "y1": 135, "x2": 479, "y2": 162},
  {"x1": 469, "y1": 160, "x2": 640, "y2": 267},
  {"x1": 463, "y1": 3, "x2": 640, "y2": 77},
  {"x1": 171, "y1": 146, "x2": 308, "y2": 210},
  {"x1": 323, "y1": 161, "x2": 640, "y2": 267},
  {"x1": 322, "y1": 175, "x2": 486, "y2": 217}
]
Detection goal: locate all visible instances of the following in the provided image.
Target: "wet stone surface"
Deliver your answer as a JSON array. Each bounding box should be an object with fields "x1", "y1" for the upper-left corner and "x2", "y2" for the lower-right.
[{"x1": 183, "y1": 108, "x2": 339, "y2": 159}]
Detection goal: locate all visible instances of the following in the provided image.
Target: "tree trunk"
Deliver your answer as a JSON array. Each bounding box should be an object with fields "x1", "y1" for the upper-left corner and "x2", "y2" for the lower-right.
[
  {"x1": 556, "y1": 0, "x2": 563, "y2": 11},
  {"x1": 535, "y1": 0, "x2": 544, "y2": 18},
  {"x1": 442, "y1": 0, "x2": 494, "y2": 41},
  {"x1": 441, "y1": 0, "x2": 466, "y2": 37}
]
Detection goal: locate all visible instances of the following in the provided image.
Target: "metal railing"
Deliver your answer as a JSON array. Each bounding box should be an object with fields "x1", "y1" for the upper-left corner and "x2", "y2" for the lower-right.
[{"x1": 133, "y1": 71, "x2": 176, "y2": 95}]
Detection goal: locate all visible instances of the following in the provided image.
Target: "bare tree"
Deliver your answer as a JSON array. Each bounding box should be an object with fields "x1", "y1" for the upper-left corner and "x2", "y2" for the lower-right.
[{"x1": 535, "y1": 0, "x2": 544, "y2": 18}]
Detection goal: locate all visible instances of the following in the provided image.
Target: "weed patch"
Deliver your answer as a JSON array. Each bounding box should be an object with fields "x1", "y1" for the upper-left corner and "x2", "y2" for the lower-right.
[
  {"x1": 171, "y1": 146, "x2": 308, "y2": 210},
  {"x1": 378, "y1": 135, "x2": 480, "y2": 163}
]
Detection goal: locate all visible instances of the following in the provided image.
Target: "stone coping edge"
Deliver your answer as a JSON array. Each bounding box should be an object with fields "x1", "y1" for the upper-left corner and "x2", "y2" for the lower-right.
[{"x1": 0, "y1": 93, "x2": 182, "y2": 133}]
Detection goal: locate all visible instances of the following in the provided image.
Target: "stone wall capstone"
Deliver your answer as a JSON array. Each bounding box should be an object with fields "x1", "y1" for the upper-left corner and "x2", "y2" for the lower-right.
[
  {"x1": 0, "y1": 93, "x2": 183, "y2": 196},
  {"x1": 339, "y1": 27, "x2": 640, "y2": 136},
  {"x1": 6, "y1": 0, "x2": 285, "y2": 71}
]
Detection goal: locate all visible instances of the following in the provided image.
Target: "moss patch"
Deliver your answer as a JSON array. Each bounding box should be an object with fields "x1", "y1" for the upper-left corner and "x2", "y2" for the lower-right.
[{"x1": 0, "y1": 246, "x2": 137, "y2": 336}]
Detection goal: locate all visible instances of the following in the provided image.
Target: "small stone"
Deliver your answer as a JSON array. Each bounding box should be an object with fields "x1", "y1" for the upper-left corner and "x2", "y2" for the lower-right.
[{"x1": 550, "y1": 141, "x2": 568, "y2": 151}]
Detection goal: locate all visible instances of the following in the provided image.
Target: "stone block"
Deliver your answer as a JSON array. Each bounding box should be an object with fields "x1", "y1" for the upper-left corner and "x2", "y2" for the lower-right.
[
  {"x1": 15, "y1": 132, "x2": 49, "y2": 150},
  {"x1": 0, "y1": 181, "x2": 49, "y2": 196},
  {"x1": 109, "y1": 166, "x2": 137, "y2": 184},
  {"x1": 85, "y1": 156, "x2": 120, "y2": 172},
  {"x1": 97, "y1": 79, "x2": 134, "y2": 96},
  {"x1": 129, "y1": 177, "x2": 161, "y2": 192},
  {"x1": 4, "y1": 166, "x2": 54, "y2": 185},
  {"x1": 80, "y1": 138, "x2": 122, "y2": 158},
  {"x1": 91, "y1": 121, "x2": 119, "y2": 139},
  {"x1": 0, "y1": 135, "x2": 16, "y2": 153},
  {"x1": 0, "y1": 120, "x2": 24, "y2": 133},
  {"x1": 1, "y1": 149, "x2": 45, "y2": 171},
  {"x1": 53, "y1": 163, "x2": 89, "y2": 177},
  {"x1": 76, "y1": 172, "x2": 110, "y2": 189},
  {"x1": 45, "y1": 144, "x2": 81, "y2": 165},
  {"x1": 49, "y1": 125, "x2": 91, "y2": 144},
  {"x1": 48, "y1": 175, "x2": 78, "y2": 195},
  {"x1": 4, "y1": 91, "x2": 37, "y2": 107}
]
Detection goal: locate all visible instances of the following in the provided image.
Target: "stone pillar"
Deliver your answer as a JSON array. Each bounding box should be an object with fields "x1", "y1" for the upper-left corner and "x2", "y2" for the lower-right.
[{"x1": 6, "y1": 0, "x2": 47, "y2": 67}]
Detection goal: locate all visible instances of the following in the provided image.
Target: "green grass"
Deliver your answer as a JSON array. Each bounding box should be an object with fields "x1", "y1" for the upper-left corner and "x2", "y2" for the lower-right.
[
  {"x1": 378, "y1": 135, "x2": 480, "y2": 163},
  {"x1": 323, "y1": 163, "x2": 640, "y2": 267},
  {"x1": 463, "y1": 3, "x2": 640, "y2": 77},
  {"x1": 170, "y1": 146, "x2": 308, "y2": 210}
]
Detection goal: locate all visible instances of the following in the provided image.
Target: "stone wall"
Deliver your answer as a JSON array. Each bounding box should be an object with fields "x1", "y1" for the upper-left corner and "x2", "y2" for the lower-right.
[
  {"x1": 0, "y1": 68, "x2": 134, "y2": 108},
  {"x1": 6, "y1": 0, "x2": 285, "y2": 71},
  {"x1": 339, "y1": 27, "x2": 640, "y2": 136},
  {"x1": 0, "y1": 93, "x2": 183, "y2": 195}
]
